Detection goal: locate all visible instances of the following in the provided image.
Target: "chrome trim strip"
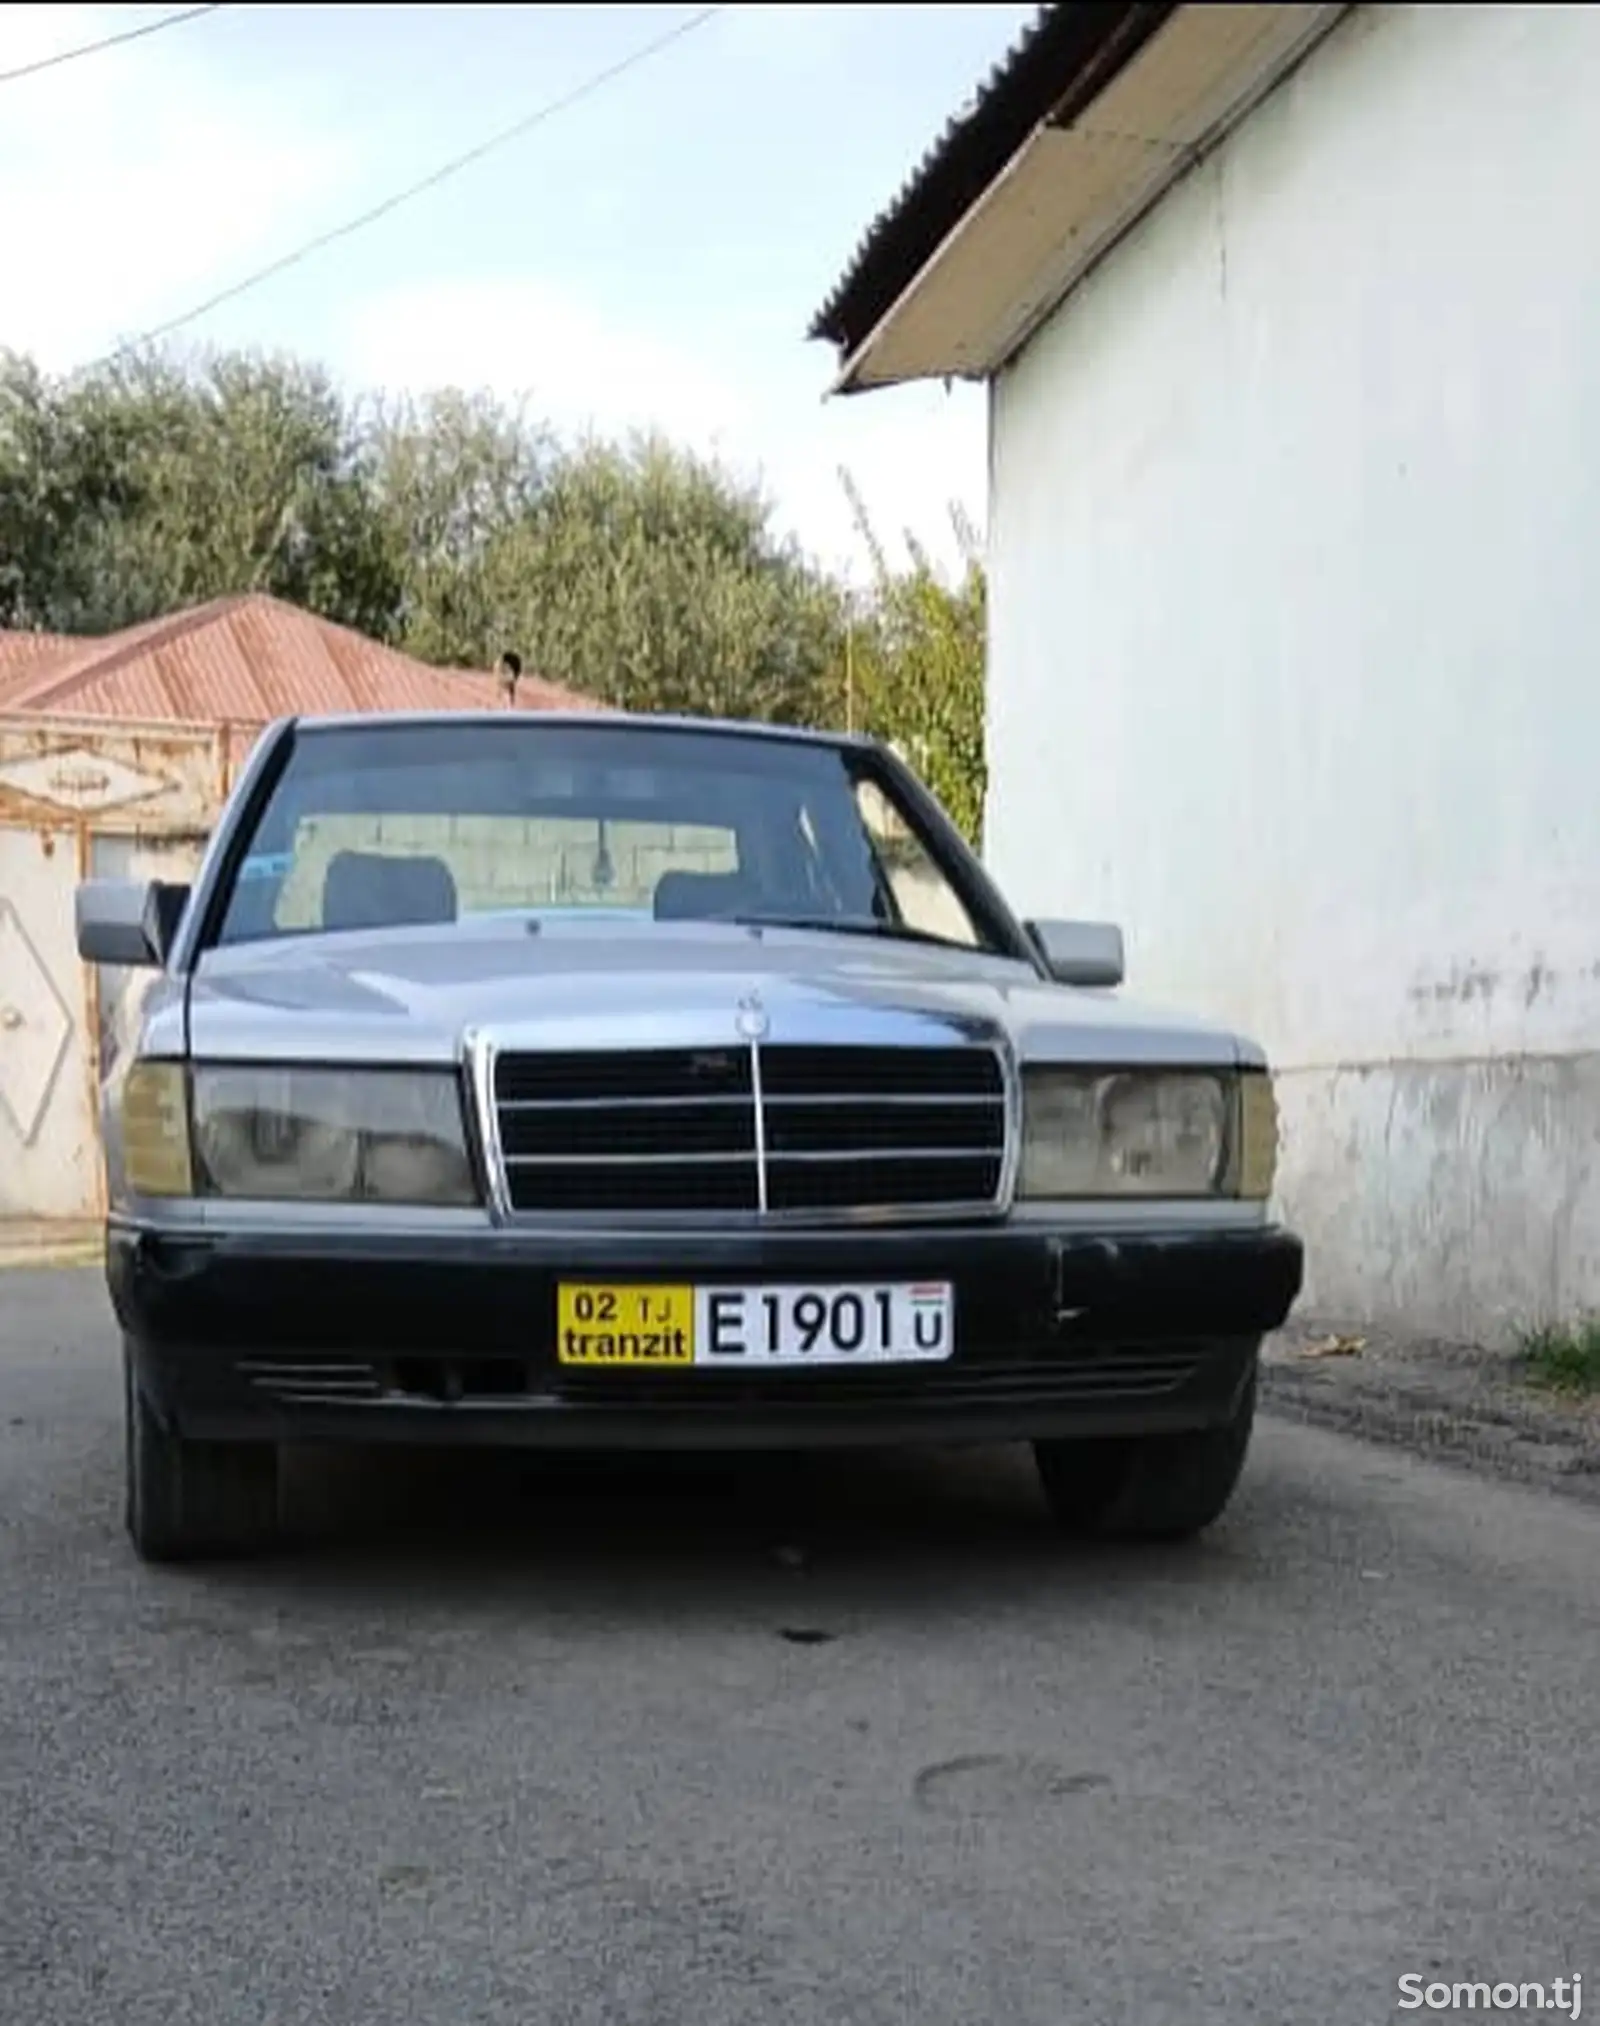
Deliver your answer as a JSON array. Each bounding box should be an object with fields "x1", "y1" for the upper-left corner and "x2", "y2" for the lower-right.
[
  {"x1": 766, "y1": 1146, "x2": 1003, "y2": 1165},
  {"x1": 761, "y1": 1092, "x2": 998, "y2": 1108},
  {"x1": 499, "y1": 1144, "x2": 1002, "y2": 1171},
  {"x1": 495, "y1": 1092, "x2": 998, "y2": 1111},
  {"x1": 994, "y1": 1028, "x2": 1024, "y2": 1215},
  {"x1": 464, "y1": 1027, "x2": 514, "y2": 1223},
  {"x1": 497, "y1": 1094, "x2": 752, "y2": 1112},
  {"x1": 503, "y1": 1151, "x2": 756, "y2": 1169},
  {"x1": 750, "y1": 1037, "x2": 769, "y2": 1215}
]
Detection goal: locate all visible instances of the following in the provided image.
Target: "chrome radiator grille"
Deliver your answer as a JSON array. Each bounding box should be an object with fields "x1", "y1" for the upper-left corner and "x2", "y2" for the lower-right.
[{"x1": 490, "y1": 1041, "x2": 1008, "y2": 1219}]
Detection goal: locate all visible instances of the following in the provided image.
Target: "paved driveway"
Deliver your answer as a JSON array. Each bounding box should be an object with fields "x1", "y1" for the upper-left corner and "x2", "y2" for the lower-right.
[{"x1": 3, "y1": 1266, "x2": 1595, "y2": 2025}]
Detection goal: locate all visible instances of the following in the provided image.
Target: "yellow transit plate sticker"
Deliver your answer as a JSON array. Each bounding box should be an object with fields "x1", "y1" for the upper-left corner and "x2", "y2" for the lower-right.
[{"x1": 557, "y1": 1284, "x2": 695, "y2": 1367}]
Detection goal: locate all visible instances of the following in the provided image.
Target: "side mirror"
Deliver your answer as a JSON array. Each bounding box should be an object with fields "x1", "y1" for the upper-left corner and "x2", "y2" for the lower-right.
[
  {"x1": 1025, "y1": 918, "x2": 1125, "y2": 988},
  {"x1": 75, "y1": 879, "x2": 191, "y2": 969}
]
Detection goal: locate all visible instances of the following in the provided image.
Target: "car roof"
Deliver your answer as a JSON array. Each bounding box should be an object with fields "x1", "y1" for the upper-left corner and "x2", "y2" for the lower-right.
[{"x1": 281, "y1": 709, "x2": 881, "y2": 752}]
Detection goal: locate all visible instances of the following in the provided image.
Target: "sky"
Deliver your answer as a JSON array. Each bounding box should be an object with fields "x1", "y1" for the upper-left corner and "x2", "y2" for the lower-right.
[{"x1": 0, "y1": 2, "x2": 1037, "y2": 579}]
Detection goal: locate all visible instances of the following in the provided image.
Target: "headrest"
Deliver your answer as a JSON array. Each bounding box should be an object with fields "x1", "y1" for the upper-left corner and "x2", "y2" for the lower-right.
[
  {"x1": 653, "y1": 870, "x2": 754, "y2": 922},
  {"x1": 322, "y1": 850, "x2": 459, "y2": 932}
]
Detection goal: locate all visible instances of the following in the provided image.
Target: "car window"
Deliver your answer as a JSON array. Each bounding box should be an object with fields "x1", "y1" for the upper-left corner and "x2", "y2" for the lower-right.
[
  {"x1": 854, "y1": 778, "x2": 981, "y2": 947},
  {"x1": 209, "y1": 720, "x2": 1001, "y2": 952},
  {"x1": 269, "y1": 813, "x2": 739, "y2": 930}
]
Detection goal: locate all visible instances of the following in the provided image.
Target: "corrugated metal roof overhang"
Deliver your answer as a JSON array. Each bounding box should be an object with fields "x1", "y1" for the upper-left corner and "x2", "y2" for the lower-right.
[{"x1": 833, "y1": 2, "x2": 1349, "y2": 394}]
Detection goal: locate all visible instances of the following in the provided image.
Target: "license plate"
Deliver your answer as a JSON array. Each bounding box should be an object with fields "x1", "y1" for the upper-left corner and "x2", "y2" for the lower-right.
[{"x1": 556, "y1": 1282, "x2": 954, "y2": 1368}]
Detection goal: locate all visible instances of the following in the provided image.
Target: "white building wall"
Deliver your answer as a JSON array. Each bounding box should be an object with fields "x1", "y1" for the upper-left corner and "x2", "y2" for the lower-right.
[{"x1": 985, "y1": 2, "x2": 1600, "y2": 1341}]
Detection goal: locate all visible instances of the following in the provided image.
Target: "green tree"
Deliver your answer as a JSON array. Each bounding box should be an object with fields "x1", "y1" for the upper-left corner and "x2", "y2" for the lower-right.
[
  {"x1": 0, "y1": 346, "x2": 394, "y2": 636},
  {"x1": 0, "y1": 350, "x2": 136, "y2": 629},
  {"x1": 363, "y1": 387, "x2": 551, "y2": 663},
  {"x1": 838, "y1": 472, "x2": 987, "y2": 846},
  {"x1": 466, "y1": 434, "x2": 847, "y2": 724},
  {"x1": 74, "y1": 347, "x2": 395, "y2": 636}
]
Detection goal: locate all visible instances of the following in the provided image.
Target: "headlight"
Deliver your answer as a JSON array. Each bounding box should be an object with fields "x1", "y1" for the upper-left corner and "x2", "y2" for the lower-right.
[
  {"x1": 1020, "y1": 1069, "x2": 1230, "y2": 1198},
  {"x1": 1234, "y1": 1070, "x2": 1279, "y2": 1200},
  {"x1": 192, "y1": 1067, "x2": 477, "y2": 1205},
  {"x1": 121, "y1": 1061, "x2": 194, "y2": 1198}
]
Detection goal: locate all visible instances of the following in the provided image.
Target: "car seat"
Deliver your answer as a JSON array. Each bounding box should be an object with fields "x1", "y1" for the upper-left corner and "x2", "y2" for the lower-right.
[
  {"x1": 322, "y1": 851, "x2": 460, "y2": 932},
  {"x1": 652, "y1": 870, "x2": 760, "y2": 921}
]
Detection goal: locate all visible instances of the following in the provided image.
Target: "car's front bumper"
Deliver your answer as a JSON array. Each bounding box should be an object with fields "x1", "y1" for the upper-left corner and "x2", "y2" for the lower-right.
[{"x1": 109, "y1": 1217, "x2": 1304, "y2": 1450}]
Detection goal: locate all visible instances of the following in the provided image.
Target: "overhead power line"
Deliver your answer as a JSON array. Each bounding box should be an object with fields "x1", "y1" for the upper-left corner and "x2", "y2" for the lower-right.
[
  {"x1": 0, "y1": 3, "x2": 223, "y2": 87},
  {"x1": 105, "y1": 4, "x2": 725, "y2": 362}
]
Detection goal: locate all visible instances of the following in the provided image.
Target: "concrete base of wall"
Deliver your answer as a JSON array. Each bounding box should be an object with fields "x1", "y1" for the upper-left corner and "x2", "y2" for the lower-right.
[
  {"x1": 0, "y1": 1218, "x2": 102, "y2": 1271},
  {"x1": 1275, "y1": 1054, "x2": 1600, "y2": 1346}
]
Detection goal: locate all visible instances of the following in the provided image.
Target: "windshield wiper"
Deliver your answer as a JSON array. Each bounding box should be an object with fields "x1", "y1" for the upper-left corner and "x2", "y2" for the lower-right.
[{"x1": 725, "y1": 911, "x2": 965, "y2": 951}]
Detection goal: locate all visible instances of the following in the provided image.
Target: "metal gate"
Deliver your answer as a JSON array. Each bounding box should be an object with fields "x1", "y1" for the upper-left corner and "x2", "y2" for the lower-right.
[{"x1": 0, "y1": 713, "x2": 234, "y2": 1219}]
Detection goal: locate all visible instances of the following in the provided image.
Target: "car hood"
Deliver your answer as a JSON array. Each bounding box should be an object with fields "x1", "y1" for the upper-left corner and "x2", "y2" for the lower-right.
[{"x1": 185, "y1": 916, "x2": 1253, "y2": 1068}]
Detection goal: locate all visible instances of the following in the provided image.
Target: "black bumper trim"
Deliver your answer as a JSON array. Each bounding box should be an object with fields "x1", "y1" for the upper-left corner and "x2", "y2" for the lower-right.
[
  {"x1": 110, "y1": 1218, "x2": 1300, "y2": 1448},
  {"x1": 143, "y1": 1377, "x2": 1258, "y2": 1451}
]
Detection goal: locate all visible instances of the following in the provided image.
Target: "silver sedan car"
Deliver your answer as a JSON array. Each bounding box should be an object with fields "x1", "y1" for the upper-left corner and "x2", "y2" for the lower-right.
[{"x1": 76, "y1": 710, "x2": 1302, "y2": 1562}]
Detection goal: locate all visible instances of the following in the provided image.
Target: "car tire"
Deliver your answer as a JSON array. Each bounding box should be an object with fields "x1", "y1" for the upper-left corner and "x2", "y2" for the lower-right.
[
  {"x1": 1034, "y1": 1366, "x2": 1257, "y2": 1544},
  {"x1": 124, "y1": 1342, "x2": 280, "y2": 1563}
]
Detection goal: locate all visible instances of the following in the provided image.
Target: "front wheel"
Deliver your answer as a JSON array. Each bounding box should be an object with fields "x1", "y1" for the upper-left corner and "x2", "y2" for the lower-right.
[
  {"x1": 1034, "y1": 1367, "x2": 1257, "y2": 1544},
  {"x1": 124, "y1": 1342, "x2": 280, "y2": 1563}
]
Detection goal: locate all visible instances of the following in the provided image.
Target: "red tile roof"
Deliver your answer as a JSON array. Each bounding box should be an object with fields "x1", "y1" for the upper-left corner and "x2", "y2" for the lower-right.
[
  {"x1": 0, "y1": 593, "x2": 598, "y2": 726},
  {"x1": 0, "y1": 627, "x2": 75, "y2": 694}
]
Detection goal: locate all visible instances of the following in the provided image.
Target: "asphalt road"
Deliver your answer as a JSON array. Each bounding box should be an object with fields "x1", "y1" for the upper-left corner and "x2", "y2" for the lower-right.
[{"x1": 2, "y1": 1267, "x2": 1596, "y2": 2026}]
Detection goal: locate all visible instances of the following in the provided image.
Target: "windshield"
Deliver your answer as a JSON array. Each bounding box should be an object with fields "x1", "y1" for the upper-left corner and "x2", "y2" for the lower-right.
[{"x1": 210, "y1": 720, "x2": 992, "y2": 952}]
